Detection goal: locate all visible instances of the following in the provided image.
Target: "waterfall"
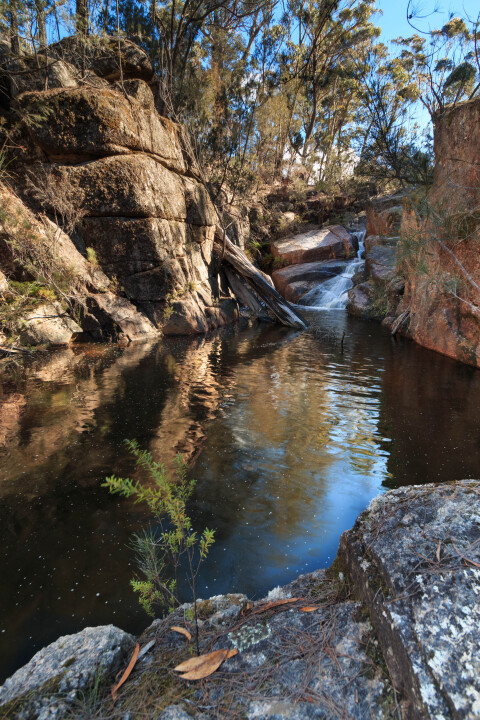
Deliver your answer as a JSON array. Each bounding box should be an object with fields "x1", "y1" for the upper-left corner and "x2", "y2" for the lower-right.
[{"x1": 299, "y1": 229, "x2": 366, "y2": 309}]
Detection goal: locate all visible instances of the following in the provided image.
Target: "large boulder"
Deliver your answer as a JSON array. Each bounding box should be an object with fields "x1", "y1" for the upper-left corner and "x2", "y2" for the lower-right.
[
  {"x1": 19, "y1": 302, "x2": 82, "y2": 345},
  {"x1": 346, "y1": 281, "x2": 377, "y2": 318},
  {"x1": 0, "y1": 183, "x2": 159, "y2": 344},
  {"x1": 1, "y1": 56, "x2": 79, "y2": 100},
  {"x1": 84, "y1": 292, "x2": 159, "y2": 343},
  {"x1": 271, "y1": 225, "x2": 355, "y2": 267},
  {"x1": 41, "y1": 155, "x2": 214, "y2": 223},
  {"x1": 45, "y1": 35, "x2": 154, "y2": 82},
  {"x1": 340, "y1": 480, "x2": 480, "y2": 720},
  {"x1": 8, "y1": 39, "x2": 239, "y2": 339},
  {"x1": 0, "y1": 625, "x2": 135, "y2": 719},
  {"x1": 365, "y1": 244, "x2": 396, "y2": 283},
  {"x1": 19, "y1": 86, "x2": 186, "y2": 172}
]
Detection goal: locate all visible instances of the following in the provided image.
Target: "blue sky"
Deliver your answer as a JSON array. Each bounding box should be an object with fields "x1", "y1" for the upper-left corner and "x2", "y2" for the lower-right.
[
  {"x1": 375, "y1": 0, "x2": 480, "y2": 43},
  {"x1": 373, "y1": 1, "x2": 479, "y2": 129}
]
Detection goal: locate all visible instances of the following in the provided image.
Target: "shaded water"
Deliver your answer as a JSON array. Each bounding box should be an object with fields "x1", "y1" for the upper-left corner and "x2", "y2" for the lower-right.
[{"x1": 1, "y1": 314, "x2": 480, "y2": 681}]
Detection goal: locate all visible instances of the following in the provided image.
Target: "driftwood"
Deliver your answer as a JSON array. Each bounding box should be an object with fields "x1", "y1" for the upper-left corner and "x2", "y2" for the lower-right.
[
  {"x1": 224, "y1": 267, "x2": 268, "y2": 319},
  {"x1": 215, "y1": 229, "x2": 306, "y2": 330}
]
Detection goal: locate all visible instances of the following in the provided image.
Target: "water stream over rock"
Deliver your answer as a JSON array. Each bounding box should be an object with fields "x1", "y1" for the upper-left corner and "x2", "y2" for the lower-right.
[{"x1": 298, "y1": 229, "x2": 366, "y2": 309}]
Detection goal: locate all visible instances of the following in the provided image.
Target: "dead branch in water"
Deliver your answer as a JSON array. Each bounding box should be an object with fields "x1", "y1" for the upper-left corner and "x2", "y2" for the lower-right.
[{"x1": 214, "y1": 228, "x2": 307, "y2": 331}]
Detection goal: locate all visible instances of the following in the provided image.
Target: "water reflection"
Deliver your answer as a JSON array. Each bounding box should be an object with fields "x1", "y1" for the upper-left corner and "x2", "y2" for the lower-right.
[{"x1": 1, "y1": 313, "x2": 480, "y2": 681}]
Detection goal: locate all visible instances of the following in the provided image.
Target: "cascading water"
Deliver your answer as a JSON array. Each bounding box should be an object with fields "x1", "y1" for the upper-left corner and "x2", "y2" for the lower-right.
[{"x1": 299, "y1": 229, "x2": 366, "y2": 309}]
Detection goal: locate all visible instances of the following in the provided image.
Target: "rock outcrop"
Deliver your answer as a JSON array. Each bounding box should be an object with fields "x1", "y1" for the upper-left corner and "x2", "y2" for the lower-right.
[
  {"x1": 366, "y1": 100, "x2": 480, "y2": 366},
  {"x1": 1, "y1": 36, "x2": 240, "y2": 341},
  {"x1": 0, "y1": 625, "x2": 135, "y2": 719},
  {"x1": 0, "y1": 182, "x2": 159, "y2": 344},
  {"x1": 271, "y1": 225, "x2": 355, "y2": 267},
  {"x1": 3, "y1": 481, "x2": 478, "y2": 719}
]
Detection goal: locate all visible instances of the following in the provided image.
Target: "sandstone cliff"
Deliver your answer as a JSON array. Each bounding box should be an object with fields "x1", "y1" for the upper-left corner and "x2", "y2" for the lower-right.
[
  {"x1": 394, "y1": 98, "x2": 480, "y2": 367},
  {"x1": 348, "y1": 99, "x2": 480, "y2": 367},
  {"x1": 0, "y1": 36, "x2": 239, "y2": 344}
]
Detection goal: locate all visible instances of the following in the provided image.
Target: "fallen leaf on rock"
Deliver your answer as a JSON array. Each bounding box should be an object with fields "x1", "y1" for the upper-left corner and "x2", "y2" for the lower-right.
[
  {"x1": 299, "y1": 606, "x2": 319, "y2": 612},
  {"x1": 111, "y1": 642, "x2": 139, "y2": 701},
  {"x1": 170, "y1": 626, "x2": 192, "y2": 642},
  {"x1": 251, "y1": 597, "x2": 302, "y2": 615},
  {"x1": 175, "y1": 648, "x2": 238, "y2": 680}
]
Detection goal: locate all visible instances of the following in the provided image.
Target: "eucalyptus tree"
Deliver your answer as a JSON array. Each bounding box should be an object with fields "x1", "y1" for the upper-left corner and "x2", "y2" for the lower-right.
[{"x1": 392, "y1": 13, "x2": 480, "y2": 119}]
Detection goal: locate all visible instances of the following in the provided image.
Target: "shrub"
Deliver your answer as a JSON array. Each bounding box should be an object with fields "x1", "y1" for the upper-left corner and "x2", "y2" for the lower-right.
[{"x1": 103, "y1": 440, "x2": 215, "y2": 654}]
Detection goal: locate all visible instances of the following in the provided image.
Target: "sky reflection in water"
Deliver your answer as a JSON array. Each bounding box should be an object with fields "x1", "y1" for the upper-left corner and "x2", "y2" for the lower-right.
[{"x1": 1, "y1": 312, "x2": 480, "y2": 680}]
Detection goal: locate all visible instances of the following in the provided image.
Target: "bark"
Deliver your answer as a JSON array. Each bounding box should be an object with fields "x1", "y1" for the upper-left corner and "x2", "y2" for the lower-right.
[
  {"x1": 35, "y1": 0, "x2": 47, "y2": 49},
  {"x1": 10, "y1": 1, "x2": 21, "y2": 56},
  {"x1": 214, "y1": 229, "x2": 307, "y2": 330},
  {"x1": 76, "y1": 0, "x2": 89, "y2": 36}
]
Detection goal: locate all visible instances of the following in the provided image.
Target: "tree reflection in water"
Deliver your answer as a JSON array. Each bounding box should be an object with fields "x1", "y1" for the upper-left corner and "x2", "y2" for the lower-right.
[{"x1": 1, "y1": 313, "x2": 480, "y2": 682}]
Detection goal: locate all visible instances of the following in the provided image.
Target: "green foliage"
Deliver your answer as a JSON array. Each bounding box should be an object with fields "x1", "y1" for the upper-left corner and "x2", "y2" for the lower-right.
[
  {"x1": 86, "y1": 247, "x2": 98, "y2": 266},
  {"x1": 103, "y1": 440, "x2": 215, "y2": 649}
]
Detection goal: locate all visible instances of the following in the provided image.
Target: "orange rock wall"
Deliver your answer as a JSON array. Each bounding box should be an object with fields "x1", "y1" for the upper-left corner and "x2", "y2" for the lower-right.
[{"x1": 398, "y1": 98, "x2": 480, "y2": 367}]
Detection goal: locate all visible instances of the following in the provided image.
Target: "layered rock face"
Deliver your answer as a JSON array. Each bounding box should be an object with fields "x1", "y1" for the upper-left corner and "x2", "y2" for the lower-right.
[
  {"x1": 394, "y1": 99, "x2": 480, "y2": 366},
  {"x1": 3, "y1": 36, "x2": 238, "y2": 340}
]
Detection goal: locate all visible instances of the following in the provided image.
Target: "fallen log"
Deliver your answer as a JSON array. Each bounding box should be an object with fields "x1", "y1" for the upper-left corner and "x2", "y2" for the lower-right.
[
  {"x1": 224, "y1": 267, "x2": 269, "y2": 320},
  {"x1": 214, "y1": 229, "x2": 307, "y2": 330}
]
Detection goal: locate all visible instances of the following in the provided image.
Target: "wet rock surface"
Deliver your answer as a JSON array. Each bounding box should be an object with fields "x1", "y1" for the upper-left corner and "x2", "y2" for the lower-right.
[
  {"x1": 347, "y1": 219, "x2": 403, "y2": 322},
  {"x1": 272, "y1": 259, "x2": 346, "y2": 300}
]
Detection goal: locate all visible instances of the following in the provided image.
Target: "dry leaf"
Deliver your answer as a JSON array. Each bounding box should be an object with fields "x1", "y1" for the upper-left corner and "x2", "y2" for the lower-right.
[
  {"x1": 299, "y1": 606, "x2": 319, "y2": 612},
  {"x1": 175, "y1": 648, "x2": 238, "y2": 680},
  {"x1": 252, "y1": 597, "x2": 301, "y2": 615},
  {"x1": 171, "y1": 626, "x2": 192, "y2": 642},
  {"x1": 246, "y1": 601, "x2": 254, "y2": 610},
  {"x1": 436, "y1": 540, "x2": 441, "y2": 563},
  {"x1": 111, "y1": 643, "x2": 139, "y2": 701}
]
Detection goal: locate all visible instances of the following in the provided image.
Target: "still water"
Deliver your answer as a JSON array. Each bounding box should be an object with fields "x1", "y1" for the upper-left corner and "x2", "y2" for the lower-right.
[{"x1": 1, "y1": 312, "x2": 480, "y2": 681}]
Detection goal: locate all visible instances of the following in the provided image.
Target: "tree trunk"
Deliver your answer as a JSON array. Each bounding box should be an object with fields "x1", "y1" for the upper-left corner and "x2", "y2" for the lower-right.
[
  {"x1": 76, "y1": 0, "x2": 89, "y2": 36},
  {"x1": 214, "y1": 229, "x2": 306, "y2": 330},
  {"x1": 35, "y1": 0, "x2": 47, "y2": 49},
  {"x1": 10, "y1": 1, "x2": 21, "y2": 55}
]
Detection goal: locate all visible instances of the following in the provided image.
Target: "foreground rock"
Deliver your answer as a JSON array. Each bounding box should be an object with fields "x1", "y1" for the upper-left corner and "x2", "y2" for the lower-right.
[
  {"x1": 341, "y1": 480, "x2": 480, "y2": 719},
  {"x1": 271, "y1": 225, "x2": 355, "y2": 267},
  {"x1": 3, "y1": 482, "x2": 478, "y2": 719},
  {"x1": 0, "y1": 625, "x2": 135, "y2": 719}
]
